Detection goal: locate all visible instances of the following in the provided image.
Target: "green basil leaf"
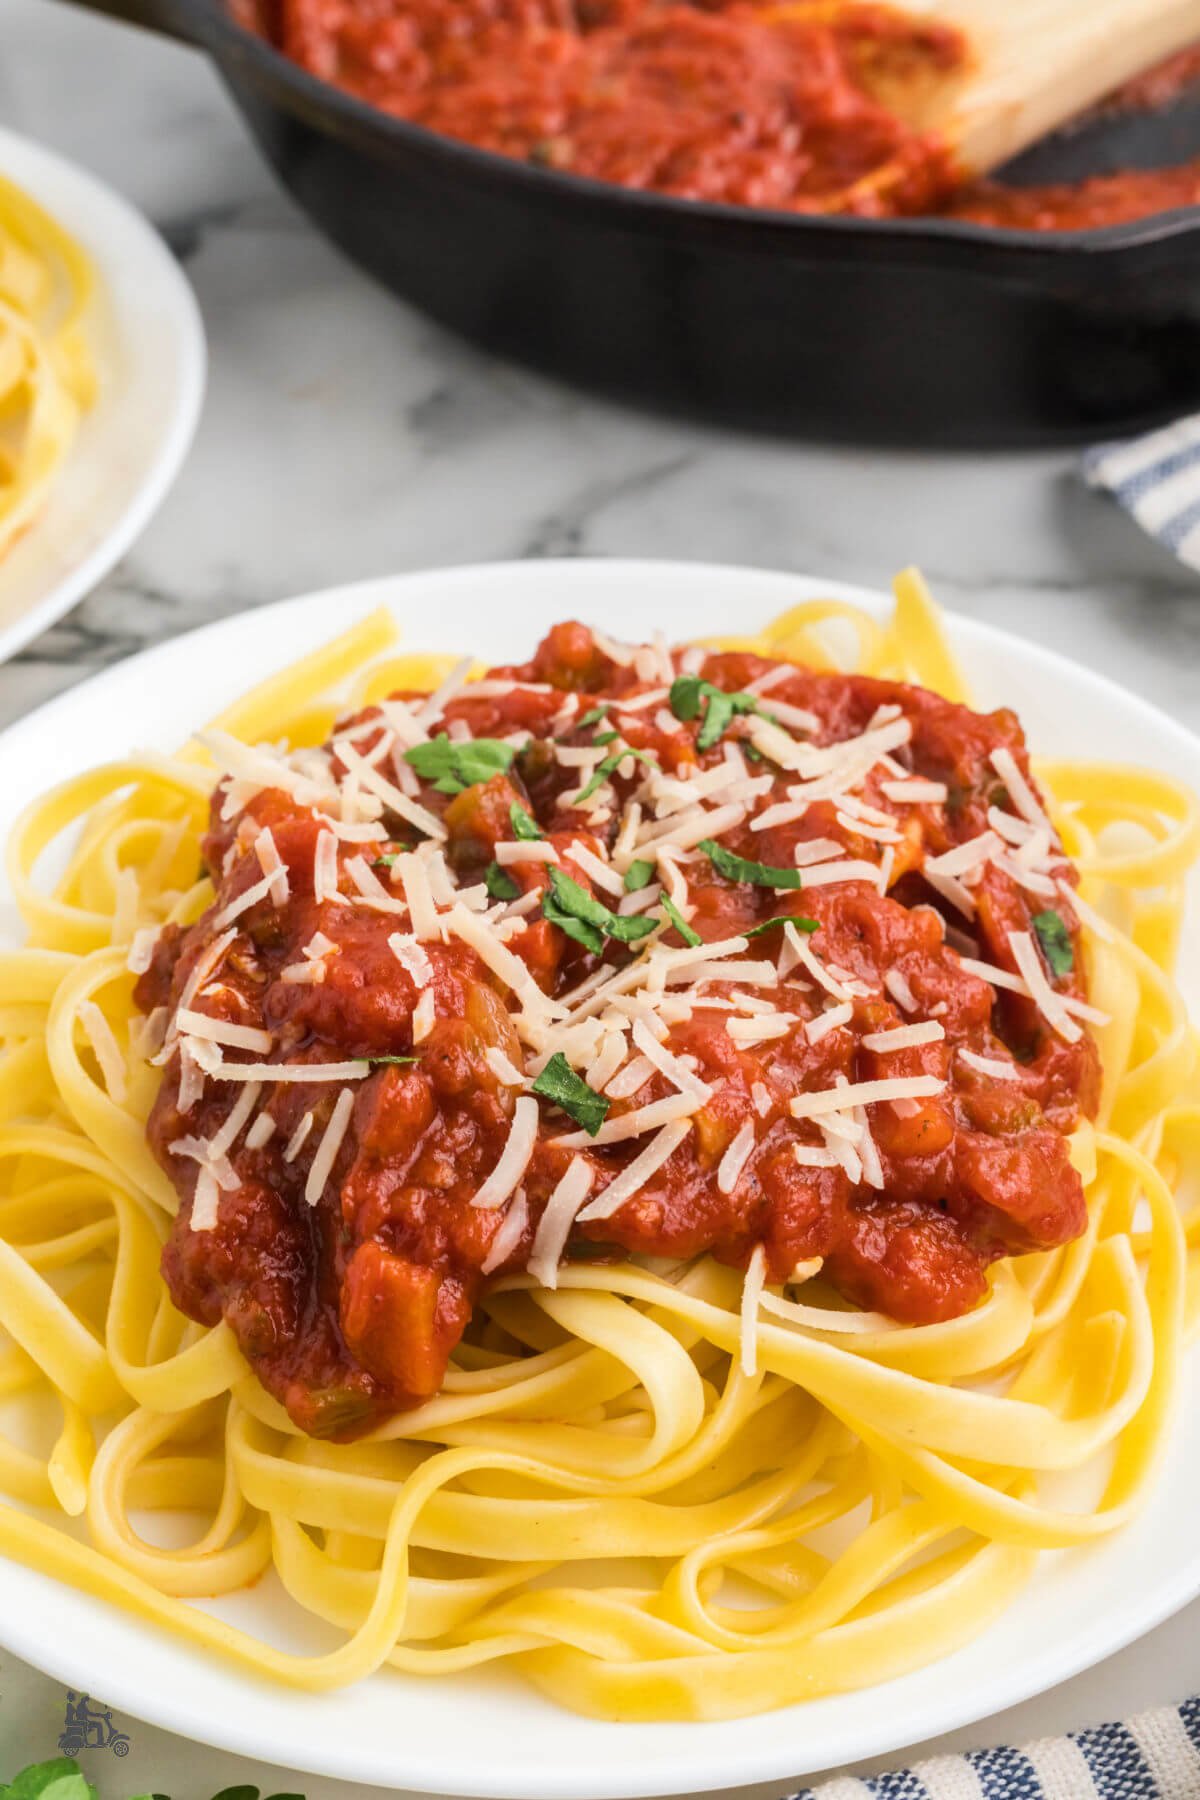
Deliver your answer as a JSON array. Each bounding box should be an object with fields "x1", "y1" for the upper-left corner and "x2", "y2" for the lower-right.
[
  {"x1": 544, "y1": 868, "x2": 657, "y2": 949},
  {"x1": 543, "y1": 893, "x2": 605, "y2": 956},
  {"x1": 698, "y1": 838, "x2": 803, "y2": 890},
  {"x1": 1032, "y1": 908, "x2": 1074, "y2": 978},
  {"x1": 668, "y1": 675, "x2": 760, "y2": 751},
  {"x1": 405, "y1": 735, "x2": 517, "y2": 797},
  {"x1": 623, "y1": 859, "x2": 656, "y2": 892},
  {"x1": 509, "y1": 801, "x2": 542, "y2": 841},
  {"x1": 532, "y1": 1052, "x2": 610, "y2": 1137},
  {"x1": 4, "y1": 1763, "x2": 95, "y2": 1800},
  {"x1": 573, "y1": 747, "x2": 657, "y2": 807},
  {"x1": 742, "y1": 914, "x2": 820, "y2": 938},
  {"x1": 660, "y1": 895, "x2": 701, "y2": 947},
  {"x1": 485, "y1": 861, "x2": 522, "y2": 902}
]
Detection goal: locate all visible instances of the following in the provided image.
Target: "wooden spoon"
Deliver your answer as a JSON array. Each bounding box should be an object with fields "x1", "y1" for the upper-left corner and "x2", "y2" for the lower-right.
[{"x1": 902, "y1": 0, "x2": 1200, "y2": 177}]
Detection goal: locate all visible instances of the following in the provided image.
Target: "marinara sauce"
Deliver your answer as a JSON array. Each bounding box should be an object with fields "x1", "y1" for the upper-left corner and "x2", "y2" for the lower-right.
[
  {"x1": 236, "y1": 0, "x2": 1200, "y2": 230},
  {"x1": 139, "y1": 625, "x2": 1099, "y2": 1437}
]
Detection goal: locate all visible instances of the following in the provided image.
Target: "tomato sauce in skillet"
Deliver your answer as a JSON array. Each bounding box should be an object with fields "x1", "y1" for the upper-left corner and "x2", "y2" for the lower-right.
[{"x1": 235, "y1": 0, "x2": 1200, "y2": 230}]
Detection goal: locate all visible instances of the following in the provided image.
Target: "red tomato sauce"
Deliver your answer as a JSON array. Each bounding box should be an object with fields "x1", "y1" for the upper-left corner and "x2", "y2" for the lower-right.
[
  {"x1": 236, "y1": 0, "x2": 1200, "y2": 230},
  {"x1": 138, "y1": 625, "x2": 1099, "y2": 1437}
]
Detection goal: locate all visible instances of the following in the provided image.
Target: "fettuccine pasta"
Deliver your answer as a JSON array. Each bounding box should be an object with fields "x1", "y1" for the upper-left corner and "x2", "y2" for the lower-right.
[
  {"x1": 0, "y1": 172, "x2": 97, "y2": 560},
  {"x1": 0, "y1": 572, "x2": 1195, "y2": 1722}
]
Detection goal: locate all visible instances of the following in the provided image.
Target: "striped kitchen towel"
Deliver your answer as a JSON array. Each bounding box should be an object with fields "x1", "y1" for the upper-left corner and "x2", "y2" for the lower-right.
[
  {"x1": 1083, "y1": 416, "x2": 1200, "y2": 569},
  {"x1": 788, "y1": 1694, "x2": 1200, "y2": 1798}
]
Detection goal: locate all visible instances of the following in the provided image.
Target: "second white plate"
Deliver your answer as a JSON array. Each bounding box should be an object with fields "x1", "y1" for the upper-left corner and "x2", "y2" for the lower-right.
[{"x1": 0, "y1": 125, "x2": 205, "y2": 664}]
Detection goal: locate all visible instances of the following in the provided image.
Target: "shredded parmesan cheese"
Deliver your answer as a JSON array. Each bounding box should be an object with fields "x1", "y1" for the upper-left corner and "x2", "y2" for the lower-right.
[
  {"x1": 790, "y1": 1075, "x2": 944, "y2": 1119},
  {"x1": 528, "y1": 1157, "x2": 595, "y2": 1287},
  {"x1": 861, "y1": 1021, "x2": 945, "y2": 1051},
  {"x1": 304, "y1": 1088, "x2": 355, "y2": 1206},
  {"x1": 576, "y1": 1120, "x2": 692, "y2": 1222},
  {"x1": 480, "y1": 1187, "x2": 529, "y2": 1276},
  {"x1": 960, "y1": 1047, "x2": 1022, "y2": 1080},
  {"x1": 77, "y1": 1000, "x2": 126, "y2": 1103},
  {"x1": 739, "y1": 1245, "x2": 767, "y2": 1377},
  {"x1": 717, "y1": 1120, "x2": 756, "y2": 1195},
  {"x1": 471, "y1": 1096, "x2": 540, "y2": 1209}
]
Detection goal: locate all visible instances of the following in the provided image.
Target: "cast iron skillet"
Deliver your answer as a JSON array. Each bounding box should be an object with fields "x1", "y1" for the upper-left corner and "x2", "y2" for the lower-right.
[{"x1": 60, "y1": 0, "x2": 1200, "y2": 443}]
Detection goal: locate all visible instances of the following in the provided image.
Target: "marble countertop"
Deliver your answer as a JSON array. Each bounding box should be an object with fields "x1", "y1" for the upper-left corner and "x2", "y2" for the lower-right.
[{"x1": 2, "y1": 2, "x2": 1200, "y2": 1795}]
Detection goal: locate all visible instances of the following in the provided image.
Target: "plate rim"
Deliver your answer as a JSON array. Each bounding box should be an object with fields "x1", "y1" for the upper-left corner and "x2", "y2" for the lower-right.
[
  {"x1": 0, "y1": 556, "x2": 1197, "y2": 1798},
  {"x1": 0, "y1": 123, "x2": 206, "y2": 665}
]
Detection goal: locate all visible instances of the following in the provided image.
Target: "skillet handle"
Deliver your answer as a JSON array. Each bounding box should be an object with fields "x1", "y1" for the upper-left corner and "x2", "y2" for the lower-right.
[{"x1": 51, "y1": 0, "x2": 201, "y2": 46}]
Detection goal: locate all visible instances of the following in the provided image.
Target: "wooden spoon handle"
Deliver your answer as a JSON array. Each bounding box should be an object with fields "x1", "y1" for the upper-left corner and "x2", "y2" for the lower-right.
[{"x1": 921, "y1": 0, "x2": 1200, "y2": 176}]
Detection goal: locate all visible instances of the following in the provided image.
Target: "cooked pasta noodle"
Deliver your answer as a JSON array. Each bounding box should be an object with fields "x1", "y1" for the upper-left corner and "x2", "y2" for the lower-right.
[
  {"x1": 0, "y1": 572, "x2": 1195, "y2": 1721},
  {"x1": 0, "y1": 172, "x2": 97, "y2": 560}
]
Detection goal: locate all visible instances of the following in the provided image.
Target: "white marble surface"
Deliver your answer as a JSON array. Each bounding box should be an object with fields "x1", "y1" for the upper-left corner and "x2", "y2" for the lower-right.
[{"x1": 1, "y1": 1, "x2": 1200, "y2": 1794}]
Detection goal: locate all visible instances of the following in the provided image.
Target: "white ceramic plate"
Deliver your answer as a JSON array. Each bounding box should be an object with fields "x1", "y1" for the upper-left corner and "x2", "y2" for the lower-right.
[
  {"x1": 0, "y1": 126, "x2": 205, "y2": 663},
  {"x1": 0, "y1": 560, "x2": 1196, "y2": 1799}
]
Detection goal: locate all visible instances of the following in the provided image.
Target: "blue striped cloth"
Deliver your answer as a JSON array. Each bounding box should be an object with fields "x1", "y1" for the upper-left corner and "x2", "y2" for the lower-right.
[
  {"x1": 789, "y1": 1696, "x2": 1200, "y2": 1798},
  {"x1": 1083, "y1": 418, "x2": 1200, "y2": 566}
]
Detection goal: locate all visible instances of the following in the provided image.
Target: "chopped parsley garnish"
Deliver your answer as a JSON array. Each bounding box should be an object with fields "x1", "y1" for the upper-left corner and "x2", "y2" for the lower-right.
[
  {"x1": 669, "y1": 674, "x2": 761, "y2": 752},
  {"x1": 404, "y1": 734, "x2": 517, "y2": 796},
  {"x1": 532, "y1": 1051, "x2": 610, "y2": 1137},
  {"x1": 742, "y1": 914, "x2": 820, "y2": 938},
  {"x1": 542, "y1": 867, "x2": 658, "y2": 955},
  {"x1": 623, "y1": 859, "x2": 656, "y2": 892},
  {"x1": 574, "y1": 746, "x2": 657, "y2": 806},
  {"x1": 485, "y1": 861, "x2": 521, "y2": 902},
  {"x1": 1032, "y1": 909, "x2": 1074, "y2": 978},
  {"x1": 373, "y1": 853, "x2": 398, "y2": 869},
  {"x1": 509, "y1": 800, "x2": 542, "y2": 841},
  {"x1": 698, "y1": 838, "x2": 803, "y2": 890},
  {"x1": 660, "y1": 895, "x2": 701, "y2": 947}
]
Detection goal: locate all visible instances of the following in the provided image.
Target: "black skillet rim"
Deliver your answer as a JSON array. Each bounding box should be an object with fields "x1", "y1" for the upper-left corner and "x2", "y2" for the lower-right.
[{"x1": 182, "y1": 0, "x2": 1200, "y2": 264}]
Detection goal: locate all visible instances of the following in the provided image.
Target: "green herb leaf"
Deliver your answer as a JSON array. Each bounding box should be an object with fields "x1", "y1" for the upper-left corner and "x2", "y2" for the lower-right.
[
  {"x1": 3, "y1": 1764, "x2": 95, "y2": 1800},
  {"x1": 575, "y1": 705, "x2": 609, "y2": 732},
  {"x1": 509, "y1": 801, "x2": 542, "y2": 841},
  {"x1": 373, "y1": 853, "x2": 398, "y2": 870},
  {"x1": 368, "y1": 1054, "x2": 421, "y2": 1067},
  {"x1": 660, "y1": 895, "x2": 701, "y2": 947},
  {"x1": 404, "y1": 735, "x2": 517, "y2": 797},
  {"x1": 543, "y1": 868, "x2": 658, "y2": 952},
  {"x1": 532, "y1": 1051, "x2": 610, "y2": 1137},
  {"x1": 542, "y1": 893, "x2": 605, "y2": 955},
  {"x1": 623, "y1": 859, "x2": 656, "y2": 892},
  {"x1": 592, "y1": 730, "x2": 618, "y2": 746},
  {"x1": 742, "y1": 914, "x2": 820, "y2": 938},
  {"x1": 667, "y1": 674, "x2": 705, "y2": 722},
  {"x1": 211, "y1": 1789, "x2": 262, "y2": 1800},
  {"x1": 698, "y1": 838, "x2": 803, "y2": 890},
  {"x1": 669, "y1": 675, "x2": 761, "y2": 752},
  {"x1": 572, "y1": 745, "x2": 658, "y2": 807},
  {"x1": 485, "y1": 861, "x2": 521, "y2": 902},
  {"x1": 1032, "y1": 909, "x2": 1074, "y2": 978}
]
